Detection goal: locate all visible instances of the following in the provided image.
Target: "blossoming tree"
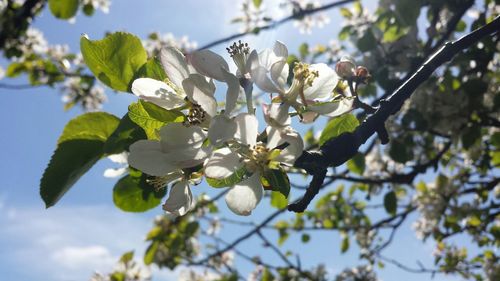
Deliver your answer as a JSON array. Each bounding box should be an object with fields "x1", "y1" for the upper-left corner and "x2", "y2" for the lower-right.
[{"x1": 1, "y1": 0, "x2": 499, "y2": 280}]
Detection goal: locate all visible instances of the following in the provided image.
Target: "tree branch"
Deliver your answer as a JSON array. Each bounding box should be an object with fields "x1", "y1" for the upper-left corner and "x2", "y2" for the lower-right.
[
  {"x1": 197, "y1": 0, "x2": 354, "y2": 50},
  {"x1": 290, "y1": 15, "x2": 500, "y2": 212}
]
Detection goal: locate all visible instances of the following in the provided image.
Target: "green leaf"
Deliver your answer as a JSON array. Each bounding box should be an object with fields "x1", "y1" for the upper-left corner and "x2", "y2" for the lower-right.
[
  {"x1": 298, "y1": 43, "x2": 309, "y2": 59},
  {"x1": 144, "y1": 241, "x2": 159, "y2": 265},
  {"x1": 356, "y1": 28, "x2": 377, "y2": 52},
  {"x1": 270, "y1": 191, "x2": 288, "y2": 209},
  {"x1": 388, "y1": 139, "x2": 413, "y2": 163},
  {"x1": 456, "y1": 20, "x2": 467, "y2": 32},
  {"x1": 40, "y1": 112, "x2": 120, "y2": 208},
  {"x1": 339, "y1": 26, "x2": 352, "y2": 41},
  {"x1": 253, "y1": 0, "x2": 263, "y2": 8},
  {"x1": 104, "y1": 115, "x2": 147, "y2": 154},
  {"x1": 128, "y1": 100, "x2": 184, "y2": 139},
  {"x1": 347, "y1": 153, "x2": 365, "y2": 175},
  {"x1": 301, "y1": 233, "x2": 310, "y2": 243},
  {"x1": 113, "y1": 173, "x2": 166, "y2": 212},
  {"x1": 383, "y1": 191, "x2": 397, "y2": 215},
  {"x1": 58, "y1": 112, "x2": 120, "y2": 144},
  {"x1": 382, "y1": 25, "x2": 409, "y2": 43},
  {"x1": 260, "y1": 168, "x2": 290, "y2": 197},
  {"x1": 119, "y1": 251, "x2": 134, "y2": 263},
  {"x1": 341, "y1": 236, "x2": 350, "y2": 253},
  {"x1": 339, "y1": 7, "x2": 353, "y2": 19},
  {"x1": 319, "y1": 114, "x2": 359, "y2": 146},
  {"x1": 81, "y1": 32, "x2": 148, "y2": 92},
  {"x1": 82, "y1": 3, "x2": 95, "y2": 16},
  {"x1": 206, "y1": 166, "x2": 252, "y2": 188},
  {"x1": 6, "y1": 62, "x2": 27, "y2": 77},
  {"x1": 135, "y1": 58, "x2": 167, "y2": 81},
  {"x1": 48, "y1": 0, "x2": 79, "y2": 19}
]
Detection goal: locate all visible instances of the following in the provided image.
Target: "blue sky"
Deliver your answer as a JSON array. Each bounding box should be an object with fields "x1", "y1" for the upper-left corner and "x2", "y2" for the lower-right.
[{"x1": 0, "y1": 1, "x2": 470, "y2": 280}]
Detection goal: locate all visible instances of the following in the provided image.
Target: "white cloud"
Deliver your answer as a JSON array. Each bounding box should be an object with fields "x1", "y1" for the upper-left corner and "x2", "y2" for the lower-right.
[{"x1": 0, "y1": 203, "x2": 177, "y2": 281}]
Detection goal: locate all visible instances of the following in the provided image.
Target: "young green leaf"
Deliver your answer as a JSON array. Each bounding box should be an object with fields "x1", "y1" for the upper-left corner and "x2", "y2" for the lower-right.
[
  {"x1": 112, "y1": 173, "x2": 166, "y2": 212},
  {"x1": 40, "y1": 112, "x2": 120, "y2": 208},
  {"x1": 48, "y1": 0, "x2": 79, "y2": 19},
  {"x1": 383, "y1": 191, "x2": 397, "y2": 215},
  {"x1": 135, "y1": 58, "x2": 167, "y2": 81},
  {"x1": 127, "y1": 100, "x2": 184, "y2": 139},
  {"x1": 270, "y1": 191, "x2": 288, "y2": 209},
  {"x1": 104, "y1": 115, "x2": 147, "y2": 154},
  {"x1": 260, "y1": 168, "x2": 290, "y2": 198},
  {"x1": 319, "y1": 113, "x2": 359, "y2": 146},
  {"x1": 81, "y1": 32, "x2": 148, "y2": 92},
  {"x1": 206, "y1": 166, "x2": 252, "y2": 188},
  {"x1": 347, "y1": 153, "x2": 366, "y2": 175}
]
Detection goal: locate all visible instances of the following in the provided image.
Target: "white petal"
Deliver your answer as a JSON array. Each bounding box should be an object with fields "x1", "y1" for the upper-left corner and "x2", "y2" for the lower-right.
[
  {"x1": 262, "y1": 103, "x2": 291, "y2": 128},
  {"x1": 250, "y1": 66, "x2": 282, "y2": 93},
  {"x1": 273, "y1": 41, "x2": 288, "y2": 59},
  {"x1": 163, "y1": 180, "x2": 194, "y2": 216},
  {"x1": 225, "y1": 173, "x2": 263, "y2": 216},
  {"x1": 266, "y1": 127, "x2": 304, "y2": 165},
  {"x1": 257, "y1": 48, "x2": 274, "y2": 69},
  {"x1": 205, "y1": 147, "x2": 243, "y2": 179},
  {"x1": 307, "y1": 98, "x2": 353, "y2": 117},
  {"x1": 131, "y1": 78, "x2": 185, "y2": 109},
  {"x1": 247, "y1": 49, "x2": 259, "y2": 73},
  {"x1": 166, "y1": 146, "x2": 212, "y2": 169},
  {"x1": 303, "y1": 63, "x2": 338, "y2": 101},
  {"x1": 221, "y1": 69, "x2": 241, "y2": 115},
  {"x1": 128, "y1": 140, "x2": 176, "y2": 176},
  {"x1": 182, "y1": 74, "x2": 218, "y2": 117},
  {"x1": 234, "y1": 113, "x2": 258, "y2": 147},
  {"x1": 159, "y1": 123, "x2": 207, "y2": 151},
  {"x1": 160, "y1": 47, "x2": 190, "y2": 88},
  {"x1": 189, "y1": 50, "x2": 229, "y2": 81},
  {"x1": 270, "y1": 61, "x2": 289, "y2": 89},
  {"x1": 208, "y1": 115, "x2": 237, "y2": 146},
  {"x1": 103, "y1": 167, "x2": 127, "y2": 178}
]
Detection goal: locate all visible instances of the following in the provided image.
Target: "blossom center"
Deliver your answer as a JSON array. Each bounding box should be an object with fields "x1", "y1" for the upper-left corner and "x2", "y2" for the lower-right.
[
  {"x1": 293, "y1": 62, "x2": 319, "y2": 87},
  {"x1": 244, "y1": 143, "x2": 271, "y2": 172},
  {"x1": 183, "y1": 99, "x2": 207, "y2": 126},
  {"x1": 227, "y1": 40, "x2": 250, "y2": 75}
]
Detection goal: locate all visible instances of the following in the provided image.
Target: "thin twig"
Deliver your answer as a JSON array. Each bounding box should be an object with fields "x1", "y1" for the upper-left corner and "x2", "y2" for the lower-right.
[{"x1": 197, "y1": 0, "x2": 355, "y2": 50}]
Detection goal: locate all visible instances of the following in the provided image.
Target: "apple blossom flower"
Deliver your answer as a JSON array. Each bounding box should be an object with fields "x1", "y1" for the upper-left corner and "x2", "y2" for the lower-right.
[
  {"x1": 249, "y1": 41, "x2": 352, "y2": 124},
  {"x1": 128, "y1": 123, "x2": 211, "y2": 216},
  {"x1": 131, "y1": 47, "x2": 217, "y2": 126},
  {"x1": 204, "y1": 114, "x2": 303, "y2": 215}
]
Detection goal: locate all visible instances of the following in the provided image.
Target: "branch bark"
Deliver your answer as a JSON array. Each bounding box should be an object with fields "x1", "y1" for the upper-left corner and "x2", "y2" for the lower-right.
[
  {"x1": 289, "y1": 15, "x2": 500, "y2": 212},
  {"x1": 197, "y1": 0, "x2": 354, "y2": 50}
]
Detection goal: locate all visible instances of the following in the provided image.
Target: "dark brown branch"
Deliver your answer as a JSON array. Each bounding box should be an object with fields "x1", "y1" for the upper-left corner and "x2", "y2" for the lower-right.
[
  {"x1": 198, "y1": 0, "x2": 354, "y2": 50},
  {"x1": 290, "y1": 15, "x2": 500, "y2": 212}
]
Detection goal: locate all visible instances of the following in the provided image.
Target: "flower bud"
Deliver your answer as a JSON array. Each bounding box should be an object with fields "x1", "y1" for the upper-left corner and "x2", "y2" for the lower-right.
[
  {"x1": 335, "y1": 56, "x2": 356, "y2": 79},
  {"x1": 355, "y1": 66, "x2": 371, "y2": 83}
]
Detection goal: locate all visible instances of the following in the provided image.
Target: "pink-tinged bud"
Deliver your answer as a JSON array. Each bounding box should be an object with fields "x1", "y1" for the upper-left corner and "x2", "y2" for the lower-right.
[
  {"x1": 355, "y1": 66, "x2": 370, "y2": 77},
  {"x1": 335, "y1": 56, "x2": 356, "y2": 79},
  {"x1": 355, "y1": 66, "x2": 371, "y2": 83}
]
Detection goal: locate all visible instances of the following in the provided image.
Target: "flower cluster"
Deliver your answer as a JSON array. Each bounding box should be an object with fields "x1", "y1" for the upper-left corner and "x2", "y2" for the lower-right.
[
  {"x1": 120, "y1": 40, "x2": 353, "y2": 216},
  {"x1": 143, "y1": 32, "x2": 197, "y2": 57},
  {"x1": 82, "y1": 0, "x2": 111, "y2": 14},
  {"x1": 288, "y1": 0, "x2": 331, "y2": 34},
  {"x1": 412, "y1": 176, "x2": 459, "y2": 239},
  {"x1": 335, "y1": 265, "x2": 378, "y2": 281}
]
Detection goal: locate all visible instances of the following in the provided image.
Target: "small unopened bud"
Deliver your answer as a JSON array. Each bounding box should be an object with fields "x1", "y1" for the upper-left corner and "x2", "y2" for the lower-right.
[
  {"x1": 335, "y1": 56, "x2": 356, "y2": 79},
  {"x1": 355, "y1": 66, "x2": 371, "y2": 83}
]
